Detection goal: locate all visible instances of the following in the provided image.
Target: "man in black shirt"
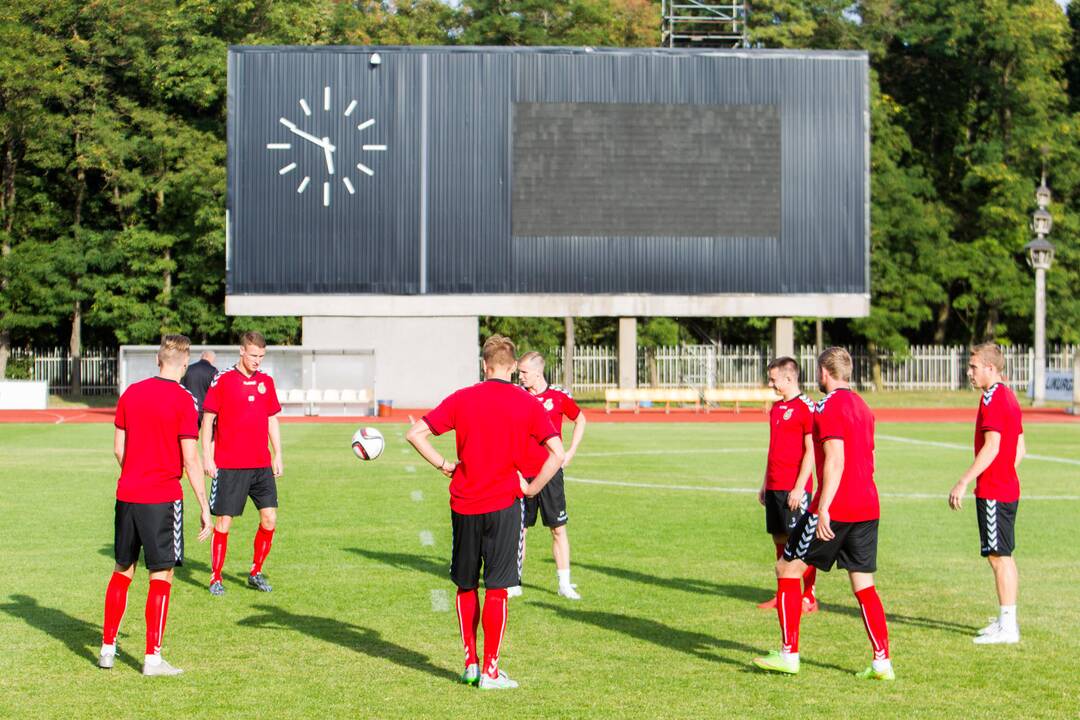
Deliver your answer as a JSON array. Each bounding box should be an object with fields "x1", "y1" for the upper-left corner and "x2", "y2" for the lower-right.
[{"x1": 181, "y1": 350, "x2": 218, "y2": 426}]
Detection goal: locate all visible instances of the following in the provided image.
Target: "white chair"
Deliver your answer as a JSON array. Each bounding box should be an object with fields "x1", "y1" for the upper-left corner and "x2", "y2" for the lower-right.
[
  {"x1": 340, "y1": 389, "x2": 358, "y2": 403},
  {"x1": 304, "y1": 389, "x2": 322, "y2": 403},
  {"x1": 286, "y1": 388, "x2": 305, "y2": 404},
  {"x1": 276, "y1": 388, "x2": 287, "y2": 404}
]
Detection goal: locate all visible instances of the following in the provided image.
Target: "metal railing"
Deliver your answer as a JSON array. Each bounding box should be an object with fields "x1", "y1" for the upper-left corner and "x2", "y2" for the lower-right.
[{"x1": 9, "y1": 347, "x2": 118, "y2": 395}]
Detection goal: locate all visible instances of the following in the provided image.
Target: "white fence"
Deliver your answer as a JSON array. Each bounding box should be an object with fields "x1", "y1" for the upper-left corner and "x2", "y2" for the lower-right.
[
  {"x1": 548, "y1": 343, "x2": 1077, "y2": 394},
  {"x1": 9, "y1": 347, "x2": 118, "y2": 395}
]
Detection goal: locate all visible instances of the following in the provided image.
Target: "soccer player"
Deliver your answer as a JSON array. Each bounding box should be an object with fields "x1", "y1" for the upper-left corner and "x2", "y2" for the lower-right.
[
  {"x1": 99, "y1": 334, "x2": 212, "y2": 676},
  {"x1": 514, "y1": 350, "x2": 587, "y2": 600},
  {"x1": 757, "y1": 356, "x2": 817, "y2": 612},
  {"x1": 406, "y1": 335, "x2": 564, "y2": 690},
  {"x1": 753, "y1": 347, "x2": 894, "y2": 681},
  {"x1": 948, "y1": 342, "x2": 1025, "y2": 644},
  {"x1": 201, "y1": 331, "x2": 283, "y2": 596},
  {"x1": 181, "y1": 350, "x2": 218, "y2": 427}
]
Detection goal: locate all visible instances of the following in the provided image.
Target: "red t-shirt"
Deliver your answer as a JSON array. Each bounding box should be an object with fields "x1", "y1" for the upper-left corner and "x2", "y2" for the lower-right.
[
  {"x1": 114, "y1": 377, "x2": 199, "y2": 504},
  {"x1": 810, "y1": 388, "x2": 879, "y2": 522},
  {"x1": 974, "y1": 383, "x2": 1023, "y2": 502},
  {"x1": 521, "y1": 384, "x2": 581, "y2": 477},
  {"x1": 202, "y1": 367, "x2": 281, "y2": 469},
  {"x1": 423, "y1": 379, "x2": 558, "y2": 515},
  {"x1": 765, "y1": 394, "x2": 815, "y2": 492}
]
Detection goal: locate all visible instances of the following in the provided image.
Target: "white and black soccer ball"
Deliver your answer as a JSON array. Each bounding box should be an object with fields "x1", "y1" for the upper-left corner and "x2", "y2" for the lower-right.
[{"x1": 351, "y1": 427, "x2": 385, "y2": 460}]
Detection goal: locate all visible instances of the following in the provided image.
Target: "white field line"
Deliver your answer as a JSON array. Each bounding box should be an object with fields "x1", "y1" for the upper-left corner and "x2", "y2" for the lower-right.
[
  {"x1": 878, "y1": 434, "x2": 1080, "y2": 467},
  {"x1": 564, "y1": 476, "x2": 1080, "y2": 501},
  {"x1": 419, "y1": 530, "x2": 435, "y2": 546},
  {"x1": 404, "y1": 465, "x2": 416, "y2": 473},
  {"x1": 410, "y1": 490, "x2": 424, "y2": 502},
  {"x1": 577, "y1": 448, "x2": 762, "y2": 458},
  {"x1": 430, "y1": 589, "x2": 450, "y2": 612}
]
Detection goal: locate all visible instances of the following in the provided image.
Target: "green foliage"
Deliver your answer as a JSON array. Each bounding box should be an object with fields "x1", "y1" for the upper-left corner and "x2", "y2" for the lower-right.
[{"x1": 3, "y1": 355, "x2": 32, "y2": 379}]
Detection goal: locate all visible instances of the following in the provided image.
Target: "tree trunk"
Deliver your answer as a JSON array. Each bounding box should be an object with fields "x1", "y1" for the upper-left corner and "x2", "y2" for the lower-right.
[
  {"x1": 933, "y1": 295, "x2": 951, "y2": 344},
  {"x1": 0, "y1": 143, "x2": 17, "y2": 379},
  {"x1": 562, "y1": 316, "x2": 575, "y2": 390},
  {"x1": 984, "y1": 306, "x2": 999, "y2": 342},
  {"x1": 70, "y1": 301, "x2": 82, "y2": 396},
  {"x1": 868, "y1": 342, "x2": 883, "y2": 393}
]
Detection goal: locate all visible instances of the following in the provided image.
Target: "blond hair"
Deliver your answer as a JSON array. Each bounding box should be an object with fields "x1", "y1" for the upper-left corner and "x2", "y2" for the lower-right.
[
  {"x1": 158, "y1": 334, "x2": 191, "y2": 367},
  {"x1": 971, "y1": 342, "x2": 1005, "y2": 373},
  {"x1": 518, "y1": 351, "x2": 545, "y2": 370},
  {"x1": 767, "y1": 355, "x2": 800, "y2": 380},
  {"x1": 482, "y1": 335, "x2": 517, "y2": 369},
  {"x1": 240, "y1": 330, "x2": 267, "y2": 349},
  {"x1": 818, "y1": 346, "x2": 853, "y2": 382}
]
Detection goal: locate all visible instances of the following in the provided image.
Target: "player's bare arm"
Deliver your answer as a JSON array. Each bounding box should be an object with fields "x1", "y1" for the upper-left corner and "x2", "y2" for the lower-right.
[
  {"x1": 949, "y1": 430, "x2": 1001, "y2": 511},
  {"x1": 201, "y1": 410, "x2": 218, "y2": 478},
  {"x1": 523, "y1": 436, "x2": 565, "y2": 497},
  {"x1": 816, "y1": 438, "x2": 844, "y2": 541},
  {"x1": 405, "y1": 419, "x2": 457, "y2": 478},
  {"x1": 562, "y1": 413, "x2": 587, "y2": 468},
  {"x1": 114, "y1": 427, "x2": 125, "y2": 467},
  {"x1": 787, "y1": 434, "x2": 815, "y2": 511},
  {"x1": 181, "y1": 438, "x2": 213, "y2": 542},
  {"x1": 1014, "y1": 433, "x2": 1026, "y2": 469},
  {"x1": 268, "y1": 414, "x2": 284, "y2": 477}
]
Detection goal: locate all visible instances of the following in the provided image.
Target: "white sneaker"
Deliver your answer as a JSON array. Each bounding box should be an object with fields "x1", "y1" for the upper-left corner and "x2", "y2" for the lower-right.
[
  {"x1": 98, "y1": 650, "x2": 116, "y2": 669},
  {"x1": 142, "y1": 657, "x2": 184, "y2": 676},
  {"x1": 505, "y1": 585, "x2": 523, "y2": 598},
  {"x1": 977, "y1": 617, "x2": 999, "y2": 636},
  {"x1": 557, "y1": 584, "x2": 581, "y2": 600},
  {"x1": 973, "y1": 626, "x2": 1019, "y2": 645},
  {"x1": 478, "y1": 670, "x2": 519, "y2": 689}
]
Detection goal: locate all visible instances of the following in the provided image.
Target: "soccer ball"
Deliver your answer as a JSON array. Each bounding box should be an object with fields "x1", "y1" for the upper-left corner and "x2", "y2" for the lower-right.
[{"x1": 351, "y1": 427, "x2": 385, "y2": 460}]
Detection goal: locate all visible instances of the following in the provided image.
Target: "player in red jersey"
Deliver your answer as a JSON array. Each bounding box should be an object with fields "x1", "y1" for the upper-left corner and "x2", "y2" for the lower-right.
[
  {"x1": 99, "y1": 335, "x2": 212, "y2": 676},
  {"x1": 757, "y1": 356, "x2": 817, "y2": 612},
  {"x1": 949, "y1": 342, "x2": 1025, "y2": 644},
  {"x1": 201, "y1": 331, "x2": 283, "y2": 596},
  {"x1": 754, "y1": 347, "x2": 894, "y2": 680},
  {"x1": 406, "y1": 336, "x2": 564, "y2": 690},
  {"x1": 514, "y1": 351, "x2": 587, "y2": 600}
]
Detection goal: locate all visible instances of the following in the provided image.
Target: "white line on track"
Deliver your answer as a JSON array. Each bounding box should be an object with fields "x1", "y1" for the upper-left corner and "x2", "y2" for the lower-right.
[
  {"x1": 410, "y1": 490, "x2": 424, "y2": 502},
  {"x1": 878, "y1": 434, "x2": 1080, "y2": 467},
  {"x1": 430, "y1": 589, "x2": 450, "y2": 612},
  {"x1": 564, "y1": 476, "x2": 1080, "y2": 501},
  {"x1": 419, "y1": 530, "x2": 435, "y2": 546}
]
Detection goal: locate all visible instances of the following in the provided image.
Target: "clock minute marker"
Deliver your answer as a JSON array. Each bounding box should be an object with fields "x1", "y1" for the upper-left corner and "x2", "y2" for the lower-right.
[
  {"x1": 357, "y1": 163, "x2": 374, "y2": 177},
  {"x1": 362, "y1": 144, "x2": 387, "y2": 151},
  {"x1": 297, "y1": 176, "x2": 310, "y2": 194},
  {"x1": 357, "y1": 118, "x2": 375, "y2": 131},
  {"x1": 279, "y1": 162, "x2": 297, "y2": 175},
  {"x1": 323, "y1": 87, "x2": 330, "y2": 111},
  {"x1": 299, "y1": 99, "x2": 311, "y2": 116},
  {"x1": 342, "y1": 177, "x2": 355, "y2": 194},
  {"x1": 323, "y1": 181, "x2": 330, "y2": 207},
  {"x1": 266, "y1": 143, "x2": 291, "y2": 150},
  {"x1": 344, "y1": 100, "x2": 357, "y2": 117}
]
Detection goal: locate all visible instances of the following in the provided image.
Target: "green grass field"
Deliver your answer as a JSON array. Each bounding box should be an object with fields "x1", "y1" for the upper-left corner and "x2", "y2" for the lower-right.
[{"x1": 1, "y1": 420, "x2": 1078, "y2": 719}]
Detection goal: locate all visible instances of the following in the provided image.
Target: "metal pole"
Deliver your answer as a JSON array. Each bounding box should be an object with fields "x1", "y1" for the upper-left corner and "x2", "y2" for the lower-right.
[{"x1": 1033, "y1": 266, "x2": 1046, "y2": 407}]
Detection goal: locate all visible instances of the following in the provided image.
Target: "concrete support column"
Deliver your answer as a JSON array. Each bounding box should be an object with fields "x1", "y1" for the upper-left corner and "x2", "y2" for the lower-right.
[
  {"x1": 618, "y1": 317, "x2": 637, "y2": 408},
  {"x1": 1033, "y1": 267, "x2": 1047, "y2": 407},
  {"x1": 774, "y1": 317, "x2": 795, "y2": 359}
]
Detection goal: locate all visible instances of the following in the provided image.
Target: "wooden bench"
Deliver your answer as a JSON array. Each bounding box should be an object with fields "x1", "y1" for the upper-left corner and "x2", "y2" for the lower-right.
[
  {"x1": 703, "y1": 387, "x2": 776, "y2": 414},
  {"x1": 604, "y1": 387, "x2": 776, "y2": 414}
]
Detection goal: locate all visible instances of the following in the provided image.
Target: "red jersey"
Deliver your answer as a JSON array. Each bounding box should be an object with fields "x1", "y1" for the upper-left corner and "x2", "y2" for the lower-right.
[
  {"x1": 521, "y1": 384, "x2": 581, "y2": 477},
  {"x1": 810, "y1": 388, "x2": 879, "y2": 522},
  {"x1": 423, "y1": 379, "x2": 558, "y2": 515},
  {"x1": 202, "y1": 367, "x2": 281, "y2": 469},
  {"x1": 974, "y1": 383, "x2": 1023, "y2": 502},
  {"x1": 114, "y1": 377, "x2": 199, "y2": 504},
  {"x1": 765, "y1": 394, "x2": 815, "y2": 492}
]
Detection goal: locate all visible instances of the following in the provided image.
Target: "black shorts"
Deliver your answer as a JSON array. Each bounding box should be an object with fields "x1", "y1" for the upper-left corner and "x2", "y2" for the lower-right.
[
  {"x1": 783, "y1": 513, "x2": 879, "y2": 573},
  {"x1": 524, "y1": 469, "x2": 568, "y2": 528},
  {"x1": 977, "y1": 498, "x2": 1017, "y2": 557},
  {"x1": 450, "y1": 500, "x2": 525, "y2": 590},
  {"x1": 114, "y1": 500, "x2": 184, "y2": 571},
  {"x1": 210, "y1": 467, "x2": 277, "y2": 517},
  {"x1": 764, "y1": 489, "x2": 810, "y2": 536}
]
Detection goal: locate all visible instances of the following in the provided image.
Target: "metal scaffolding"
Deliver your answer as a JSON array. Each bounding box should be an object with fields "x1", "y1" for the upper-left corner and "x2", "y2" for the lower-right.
[{"x1": 661, "y1": 1, "x2": 748, "y2": 48}]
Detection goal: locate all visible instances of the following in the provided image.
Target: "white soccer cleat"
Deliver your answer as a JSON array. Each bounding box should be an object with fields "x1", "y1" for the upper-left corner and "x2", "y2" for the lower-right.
[
  {"x1": 976, "y1": 617, "x2": 999, "y2": 636},
  {"x1": 973, "y1": 626, "x2": 1019, "y2": 645},
  {"x1": 478, "y1": 670, "x2": 519, "y2": 690},
  {"x1": 505, "y1": 585, "x2": 523, "y2": 598},
  {"x1": 558, "y1": 584, "x2": 581, "y2": 600},
  {"x1": 142, "y1": 657, "x2": 184, "y2": 676},
  {"x1": 98, "y1": 650, "x2": 116, "y2": 669}
]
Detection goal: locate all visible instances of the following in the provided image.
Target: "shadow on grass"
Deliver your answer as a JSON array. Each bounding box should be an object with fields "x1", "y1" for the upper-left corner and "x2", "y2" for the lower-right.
[
  {"x1": 345, "y1": 547, "x2": 448, "y2": 582},
  {"x1": 0, "y1": 594, "x2": 141, "y2": 671},
  {"x1": 576, "y1": 560, "x2": 978, "y2": 636},
  {"x1": 237, "y1": 604, "x2": 457, "y2": 682},
  {"x1": 532, "y1": 601, "x2": 849, "y2": 674},
  {"x1": 96, "y1": 544, "x2": 217, "y2": 592}
]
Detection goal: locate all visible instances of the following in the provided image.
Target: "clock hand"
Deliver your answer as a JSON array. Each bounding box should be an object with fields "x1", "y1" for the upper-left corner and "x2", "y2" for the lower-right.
[
  {"x1": 279, "y1": 118, "x2": 332, "y2": 150},
  {"x1": 322, "y1": 137, "x2": 335, "y2": 175}
]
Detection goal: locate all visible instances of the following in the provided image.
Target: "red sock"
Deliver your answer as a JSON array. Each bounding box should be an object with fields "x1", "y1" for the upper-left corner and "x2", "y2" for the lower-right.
[
  {"x1": 102, "y1": 572, "x2": 132, "y2": 645},
  {"x1": 251, "y1": 526, "x2": 275, "y2": 575},
  {"x1": 144, "y1": 579, "x2": 172, "y2": 656},
  {"x1": 774, "y1": 542, "x2": 785, "y2": 560},
  {"x1": 777, "y1": 578, "x2": 802, "y2": 654},
  {"x1": 802, "y1": 566, "x2": 817, "y2": 599},
  {"x1": 481, "y1": 588, "x2": 508, "y2": 678},
  {"x1": 456, "y1": 589, "x2": 480, "y2": 666},
  {"x1": 855, "y1": 585, "x2": 890, "y2": 660},
  {"x1": 211, "y1": 530, "x2": 228, "y2": 582}
]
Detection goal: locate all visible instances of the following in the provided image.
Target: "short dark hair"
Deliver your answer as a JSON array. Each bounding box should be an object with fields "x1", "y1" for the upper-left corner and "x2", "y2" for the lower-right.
[{"x1": 767, "y1": 356, "x2": 800, "y2": 380}]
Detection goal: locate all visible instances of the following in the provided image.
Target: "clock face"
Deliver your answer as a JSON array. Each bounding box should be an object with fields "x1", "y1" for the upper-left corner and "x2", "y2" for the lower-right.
[{"x1": 265, "y1": 85, "x2": 388, "y2": 208}]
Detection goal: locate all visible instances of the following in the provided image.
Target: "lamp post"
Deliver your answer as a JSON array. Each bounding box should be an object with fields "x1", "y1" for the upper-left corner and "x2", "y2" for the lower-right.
[{"x1": 1024, "y1": 172, "x2": 1054, "y2": 407}]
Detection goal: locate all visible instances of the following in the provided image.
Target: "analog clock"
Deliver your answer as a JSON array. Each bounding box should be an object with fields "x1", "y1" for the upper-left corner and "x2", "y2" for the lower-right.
[{"x1": 265, "y1": 85, "x2": 388, "y2": 207}]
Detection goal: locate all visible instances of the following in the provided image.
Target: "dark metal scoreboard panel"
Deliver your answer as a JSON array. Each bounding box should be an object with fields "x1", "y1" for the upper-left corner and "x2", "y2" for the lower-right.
[{"x1": 227, "y1": 46, "x2": 868, "y2": 297}]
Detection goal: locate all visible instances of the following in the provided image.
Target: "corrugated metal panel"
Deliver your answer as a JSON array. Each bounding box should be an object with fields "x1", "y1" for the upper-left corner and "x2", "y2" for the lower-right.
[{"x1": 227, "y1": 46, "x2": 868, "y2": 296}]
